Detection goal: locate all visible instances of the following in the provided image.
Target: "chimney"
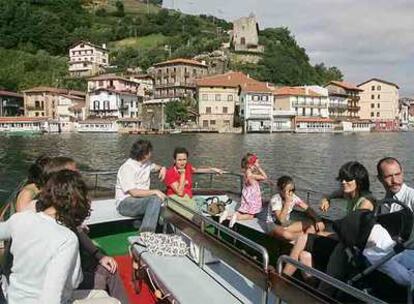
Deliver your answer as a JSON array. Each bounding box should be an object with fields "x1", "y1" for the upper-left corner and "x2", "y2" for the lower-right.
[{"x1": 102, "y1": 43, "x2": 107, "y2": 49}]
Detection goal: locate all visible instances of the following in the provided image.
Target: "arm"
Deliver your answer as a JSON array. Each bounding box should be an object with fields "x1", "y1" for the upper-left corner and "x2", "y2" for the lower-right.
[
  {"x1": 247, "y1": 166, "x2": 267, "y2": 183},
  {"x1": 39, "y1": 237, "x2": 82, "y2": 304},
  {"x1": 357, "y1": 198, "x2": 375, "y2": 211},
  {"x1": 15, "y1": 187, "x2": 36, "y2": 212},
  {"x1": 151, "y1": 163, "x2": 166, "y2": 181},
  {"x1": 128, "y1": 188, "x2": 166, "y2": 200},
  {"x1": 169, "y1": 170, "x2": 186, "y2": 197},
  {"x1": 275, "y1": 202, "x2": 294, "y2": 224},
  {"x1": 76, "y1": 227, "x2": 104, "y2": 261},
  {"x1": 193, "y1": 167, "x2": 224, "y2": 174},
  {"x1": 0, "y1": 218, "x2": 12, "y2": 240},
  {"x1": 319, "y1": 189, "x2": 343, "y2": 212}
]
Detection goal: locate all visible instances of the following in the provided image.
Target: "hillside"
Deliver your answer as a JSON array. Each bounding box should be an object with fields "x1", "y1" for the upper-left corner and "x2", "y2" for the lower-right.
[{"x1": 0, "y1": 0, "x2": 342, "y2": 92}]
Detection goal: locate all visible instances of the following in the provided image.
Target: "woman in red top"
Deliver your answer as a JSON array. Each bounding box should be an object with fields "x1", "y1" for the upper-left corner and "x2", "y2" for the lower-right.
[{"x1": 164, "y1": 147, "x2": 224, "y2": 213}]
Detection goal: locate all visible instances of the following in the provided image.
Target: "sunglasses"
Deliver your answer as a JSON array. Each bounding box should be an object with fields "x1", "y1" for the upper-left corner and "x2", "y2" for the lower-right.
[{"x1": 336, "y1": 175, "x2": 355, "y2": 182}]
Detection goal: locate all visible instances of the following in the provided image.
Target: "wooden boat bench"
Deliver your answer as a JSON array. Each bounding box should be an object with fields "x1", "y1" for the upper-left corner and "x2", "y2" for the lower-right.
[
  {"x1": 128, "y1": 235, "x2": 242, "y2": 304},
  {"x1": 85, "y1": 199, "x2": 135, "y2": 225}
]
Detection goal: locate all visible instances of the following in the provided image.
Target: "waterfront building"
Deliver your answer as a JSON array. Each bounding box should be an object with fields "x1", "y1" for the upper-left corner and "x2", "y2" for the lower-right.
[
  {"x1": 23, "y1": 87, "x2": 85, "y2": 119},
  {"x1": 87, "y1": 74, "x2": 140, "y2": 94},
  {"x1": 325, "y1": 81, "x2": 363, "y2": 119},
  {"x1": 0, "y1": 90, "x2": 23, "y2": 117},
  {"x1": 0, "y1": 117, "x2": 59, "y2": 133},
  {"x1": 57, "y1": 94, "x2": 86, "y2": 122},
  {"x1": 357, "y1": 78, "x2": 400, "y2": 131},
  {"x1": 149, "y1": 58, "x2": 208, "y2": 100},
  {"x1": 240, "y1": 81, "x2": 273, "y2": 133},
  {"x1": 195, "y1": 71, "x2": 250, "y2": 131},
  {"x1": 69, "y1": 41, "x2": 109, "y2": 77},
  {"x1": 399, "y1": 98, "x2": 410, "y2": 129},
  {"x1": 232, "y1": 14, "x2": 264, "y2": 53},
  {"x1": 127, "y1": 74, "x2": 154, "y2": 100},
  {"x1": 88, "y1": 88, "x2": 141, "y2": 119}
]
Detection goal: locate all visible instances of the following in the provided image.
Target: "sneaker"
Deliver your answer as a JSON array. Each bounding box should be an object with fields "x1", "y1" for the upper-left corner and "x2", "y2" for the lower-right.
[
  {"x1": 219, "y1": 209, "x2": 229, "y2": 224},
  {"x1": 229, "y1": 213, "x2": 238, "y2": 228}
]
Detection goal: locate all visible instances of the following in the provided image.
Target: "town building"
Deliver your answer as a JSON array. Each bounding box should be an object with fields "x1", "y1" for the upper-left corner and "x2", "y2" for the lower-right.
[
  {"x1": 357, "y1": 78, "x2": 400, "y2": 131},
  {"x1": 150, "y1": 58, "x2": 208, "y2": 100},
  {"x1": 400, "y1": 97, "x2": 414, "y2": 127},
  {"x1": 232, "y1": 14, "x2": 264, "y2": 53},
  {"x1": 23, "y1": 87, "x2": 85, "y2": 120},
  {"x1": 240, "y1": 81, "x2": 273, "y2": 133},
  {"x1": 57, "y1": 94, "x2": 86, "y2": 122},
  {"x1": 87, "y1": 74, "x2": 140, "y2": 94},
  {"x1": 88, "y1": 88, "x2": 141, "y2": 119},
  {"x1": 325, "y1": 81, "x2": 363, "y2": 119},
  {"x1": 69, "y1": 41, "x2": 109, "y2": 77},
  {"x1": 0, "y1": 90, "x2": 24, "y2": 116},
  {"x1": 127, "y1": 74, "x2": 154, "y2": 100},
  {"x1": 193, "y1": 50, "x2": 229, "y2": 75}
]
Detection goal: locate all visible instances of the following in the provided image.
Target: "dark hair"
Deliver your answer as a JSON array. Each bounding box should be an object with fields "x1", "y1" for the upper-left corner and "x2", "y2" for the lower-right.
[
  {"x1": 38, "y1": 170, "x2": 91, "y2": 230},
  {"x1": 241, "y1": 152, "x2": 254, "y2": 169},
  {"x1": 27, "y1": 155, "x2": 51, "y2": 188},
  {"x1": 336, "y1": 161, "x2": 370, "y2": 193},
  {"x1": 44, "y1": 156, "x2": 76, "y2": 176},
  {"x1": 173, "y1": 147, "x2": 189, "y2": 159},
  {"x1": 277, "y1": 175, "x2": 295, "y2": 191},
  {"x1": 376, "y1": 157, "x2": 402, "y2": 177},
  {"x1": 130, "y1": 140, "x2": 153, "y2": 161}
]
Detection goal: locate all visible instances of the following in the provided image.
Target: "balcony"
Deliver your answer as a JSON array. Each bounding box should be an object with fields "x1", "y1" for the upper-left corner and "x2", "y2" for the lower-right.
[
  {"x1": 292, "y1": 102, "x2": 327, "y2": 109},
  {"x1": 348, "y1": 105, "x2": 361, "y2": 111},
  {"x1": 26, "y1": 106, "x2": 44, "y2": 111},
  {"x1": 329, "y1": 103, "x2": 348, "y2": 110}
]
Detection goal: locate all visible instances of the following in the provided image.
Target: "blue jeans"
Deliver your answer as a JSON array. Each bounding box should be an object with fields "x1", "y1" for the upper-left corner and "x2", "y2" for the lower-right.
[{"x1": 117, "y1": 195, "x2": 162, "y2": 232}]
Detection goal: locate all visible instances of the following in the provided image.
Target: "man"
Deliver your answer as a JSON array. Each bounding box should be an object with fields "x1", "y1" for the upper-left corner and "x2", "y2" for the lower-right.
[
  {"x1": 115, "y1": 139, "x2": 166, "y2": 232},
  {"x1": 377, "y1": 157, "x2": 414, "y2": 212}
]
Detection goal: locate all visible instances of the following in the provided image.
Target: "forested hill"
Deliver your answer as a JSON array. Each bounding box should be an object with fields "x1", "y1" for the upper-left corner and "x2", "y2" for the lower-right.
[{"x1": 0, "y1": 0, "x2": 342, "y2": 92}]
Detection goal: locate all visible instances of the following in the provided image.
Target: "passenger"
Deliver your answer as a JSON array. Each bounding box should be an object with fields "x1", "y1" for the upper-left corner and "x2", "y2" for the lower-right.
[
  {"x1": 164, "y1": 147, "x2": 224, "y2": 211},
  {"x1": 283, "y1": 161, "x2": 375, "y2": 277},
  {"x1": 115, "y1": 139, "x2": 166, "y2": 232},
  {"x1": 41, "y1": 156, "x2": 129, "y2": 304},
  {"x1": 377, "y1": 157, "x2": 414, "y2": 212},
  {"x1": 15, "y1": 155, "x2": 51, "y2": 212},
  {"x1": 0, "y1": 170, "x2": 88, "y2": 303},
  {"x1": 220, "y1": 153, "x2": 267, "y2": 228},
  {"x1": 266, "y1": 176, "x2": 325, "y2": 241}
]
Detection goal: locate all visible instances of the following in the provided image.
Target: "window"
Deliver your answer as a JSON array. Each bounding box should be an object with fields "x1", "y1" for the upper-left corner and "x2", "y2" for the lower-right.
[
  {"x1": 223, "y1": 107, "x2": 228, "y2": 114},
  {"x1": 262, "y1": 95, "x2": 268, "y2": 101},
  {"x1": 377, "y1": 112, "x2": 380, "y2": 117},
  {"x1": 253, "y1": 95, "x2": 259, "y2": 101},
  {"x1": 377, "y1": 103, "x2": 380, "y2": 108},
  {"x1": 203, "y1": 120, "x2": 208, "y2": 127},
  {"x1": 99, "y1": 81, "x2": 103, "y2": 86},
  {"x1": 224, "y1": 120, "x2": 230, "y2": 125},
  {"x1": 83, "y1": 63, "x2": 88, "y2": 67},
  {"x1": 210, "y1": 120, "x2": 216, "y2": 125},
  {"x1": 227, "y1": 95, "x2": 233, "y2": 101},
  {"x1": 377, "y1": 94, "x2": 380, "y2": 99},
  {"x1": 371, "y1": 95, "x2": 375, "y2": 99},
  {"x1": 371, "y1": 85, "x2": 375, "y2": 91},
  {"x1": 35, "y1": 101, "x2": 40, "y2": 108},
  {"x1": 371, "y1": 103, "x2": 375, "y2": 108},
  {"x1": 302, "y1": 108, "x2": 305, "y2": 116},
  {"x1": 215, "y1": 94, "x2": 221, "y2": 101},
  {"x1": 377, "y1": 85, "x2": 381, "y2": 90},
  {"x1": 35, "y1": 112, "x2": 39, "y2": 117},
  {"x1": 206, "y1": 107, "x2": 211, "y2": 114}
]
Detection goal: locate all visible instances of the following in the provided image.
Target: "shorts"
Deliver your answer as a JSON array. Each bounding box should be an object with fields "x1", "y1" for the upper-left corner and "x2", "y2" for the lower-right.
[{"x1": 304, "y1": 234, "x2": 338, "y2": 272}]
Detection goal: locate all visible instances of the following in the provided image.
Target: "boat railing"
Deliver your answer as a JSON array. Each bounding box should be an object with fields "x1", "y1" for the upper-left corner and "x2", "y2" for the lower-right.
[
  {"x1": 165, "y1": 195, "x2": 270, "y2": 304},
  {"x1": 276, "y1": 255, "x2": 387, "y2": 304}
]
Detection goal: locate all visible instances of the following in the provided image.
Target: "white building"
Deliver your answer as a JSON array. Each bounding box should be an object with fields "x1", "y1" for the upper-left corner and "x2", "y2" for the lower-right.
[
  {"x1": 240, "y1": 81, "x2": 273, "y2": 132},
  {"x1": 69, "y1": 41, "x2": 109, "y2": 77},
  {"x1": 88, "y1": 89, "x2": 141, "y2": 119},
  {"x1": 57, "y1": 94, "x2": 85, "y2": 122}
]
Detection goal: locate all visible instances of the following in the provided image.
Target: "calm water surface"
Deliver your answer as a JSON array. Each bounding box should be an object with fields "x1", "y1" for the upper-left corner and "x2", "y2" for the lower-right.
[{"x1": 1, "y1": 132, "x2": 414, "y2": 207}]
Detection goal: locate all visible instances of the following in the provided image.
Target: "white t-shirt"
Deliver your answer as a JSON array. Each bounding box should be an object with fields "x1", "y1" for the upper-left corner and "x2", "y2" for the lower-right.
[
  {"x1": 390, "y1": 183, "x2": 414, "y2": 213},
  {"x1": 0, "y1": 211, "x2": 82, "y2": 304},
  {"x1": 363, "y1": 224, "x2": 414, "y2": 288},
  {"x1": 115, "y1": 158, "x2": 155, "y2": 205},
  {"x1": 267, "y1": 193, "x2": 303, "y2": 222}
]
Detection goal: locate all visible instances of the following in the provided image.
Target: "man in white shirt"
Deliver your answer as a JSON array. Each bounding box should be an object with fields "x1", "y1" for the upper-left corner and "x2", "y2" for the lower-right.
[
  {"x1": 115, "y1": 140, "x2": 166, "y2": 232},
  {"x1": 377, "y1": 157, "x2": 414, "y2": 213}
]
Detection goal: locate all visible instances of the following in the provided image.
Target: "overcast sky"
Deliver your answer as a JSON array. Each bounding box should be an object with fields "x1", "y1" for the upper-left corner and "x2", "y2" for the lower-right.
[{"x1": 163, "y1": 0, "x2": 414, "y2": 96}]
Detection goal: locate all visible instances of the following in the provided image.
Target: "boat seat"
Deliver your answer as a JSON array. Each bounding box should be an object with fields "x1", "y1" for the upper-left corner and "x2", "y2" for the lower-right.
[
  {"x1": 85, "y1": 199, "x2": 135, "y2": 225},
  {"x1": 128, "y1": 236, "x2": 242, "y2": 304}
]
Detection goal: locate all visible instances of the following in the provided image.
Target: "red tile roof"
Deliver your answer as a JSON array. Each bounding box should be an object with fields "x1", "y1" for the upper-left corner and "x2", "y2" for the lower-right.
[
  {"x1": 22, "y1": 87, "x2": 86, "y2": 97},
  {"x1": 0, "y1": 90, "x2": 23, "y2": 98},
  {"x1": 357, "y1": 78, "x2": 400, "y2": 89},
  {"x1": 272, "y1": 86, "x2": 322, "y2": 97},
  {"x1": 0, "y1": 117, "x2": 46, "y2": 123},
  {"x1": 327, "y1": 81, "x2": 363, "y2": 91},
  {"x1": 59, "y1": 94, "x2": 85, "y2": 100},
  {"x1": 196, "y1": 71, "x2": 256, "y2": 88},
  {"x1": 241, "y1": 81, "x2": 272, "y2": 93},
  {"x1": 153, "y1": 58, "x2": 207, "y2": 67},
  {"x1": 91, "y1": 88, "x2": 138, "y2": 97},
  {"x1": 88, "y1": 74, "x2": 131, "y2": 81}
]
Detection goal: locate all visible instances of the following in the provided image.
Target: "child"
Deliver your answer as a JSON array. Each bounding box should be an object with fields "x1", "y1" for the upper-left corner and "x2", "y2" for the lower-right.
[
  {"x1": 220, "y1": 153, "x2": 267, "y2": 228},
  {"x1": 267, "y1": 176, "x2": 325, "y2": 241}
]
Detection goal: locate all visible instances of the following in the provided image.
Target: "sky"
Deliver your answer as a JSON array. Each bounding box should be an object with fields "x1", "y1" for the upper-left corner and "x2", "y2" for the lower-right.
[{"x1": 163, "y1": 0, "x2": 414, "y2": 96}]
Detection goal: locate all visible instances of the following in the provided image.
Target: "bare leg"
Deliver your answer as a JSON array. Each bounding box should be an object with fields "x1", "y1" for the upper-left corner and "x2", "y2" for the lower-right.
[
  {"x1": 299, "y1": 251, "x2": 313, "y2": 279},
  {"x1": 283, "y1": 233, "x2": 309, "y2": 276},
  {"x1": 269, "y1": 225, "x2": 302, "y2": 241}
]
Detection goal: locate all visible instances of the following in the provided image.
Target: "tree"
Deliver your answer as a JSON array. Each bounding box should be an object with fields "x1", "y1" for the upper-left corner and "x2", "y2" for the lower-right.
[
  {"x1": 114, "y1": 0, "x2": 125, "y2": 17},
  {"x1": 165, "y1": 101, "x2": 188, "y2": 127}
]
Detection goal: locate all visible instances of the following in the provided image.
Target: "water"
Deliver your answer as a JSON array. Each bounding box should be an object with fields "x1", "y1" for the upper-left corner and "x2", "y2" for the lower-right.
[{"x1": 1, "y1": 132, "x2": 414, "y2": 205}]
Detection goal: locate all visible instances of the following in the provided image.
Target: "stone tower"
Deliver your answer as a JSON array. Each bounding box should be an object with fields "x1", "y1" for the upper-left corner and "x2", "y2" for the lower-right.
[{"x1": 232, "y1": 14, "x2": 264, "y2": 53}]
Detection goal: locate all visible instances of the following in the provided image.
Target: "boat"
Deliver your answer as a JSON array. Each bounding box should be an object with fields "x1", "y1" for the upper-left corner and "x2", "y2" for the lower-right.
[
  {"x1": 169, "y1": 129, "x2": 182, "y2": 134},
  {"x1": 76, "y1": 120, "x2": 118, "y2": 133},
  {"x1": 0, "y1": 171, "x2": 401, "y2": 303}
]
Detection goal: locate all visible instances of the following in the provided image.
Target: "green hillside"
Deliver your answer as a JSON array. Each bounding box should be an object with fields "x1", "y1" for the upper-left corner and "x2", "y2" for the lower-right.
[{"x1": 0, "y1": 0, "x2": 342, "y2": 92}]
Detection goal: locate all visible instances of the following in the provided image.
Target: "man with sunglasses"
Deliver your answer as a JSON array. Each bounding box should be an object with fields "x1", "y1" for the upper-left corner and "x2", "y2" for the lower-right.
[{"x1": 377, "y1": 157, "x2": 414, "y2": 212}]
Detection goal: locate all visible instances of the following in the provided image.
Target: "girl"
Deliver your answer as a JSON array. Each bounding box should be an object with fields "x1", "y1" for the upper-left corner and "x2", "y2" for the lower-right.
[
  {"x1": 267, "y1": 176, "x2": 324, "y2": 241},
  {"x1": 220, "y1": 153, "x2": 267, "y2": 228}
]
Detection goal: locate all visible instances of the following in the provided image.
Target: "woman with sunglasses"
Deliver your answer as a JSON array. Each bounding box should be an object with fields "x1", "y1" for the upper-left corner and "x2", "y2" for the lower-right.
[{"x1": 283, "y1": 161, "x2": 375, "y2": 277}]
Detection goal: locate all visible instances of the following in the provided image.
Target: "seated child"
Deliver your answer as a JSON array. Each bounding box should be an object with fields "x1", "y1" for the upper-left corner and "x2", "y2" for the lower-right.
[{"x1": 266, "y1": 176, "x2": 325, "y2": 241}]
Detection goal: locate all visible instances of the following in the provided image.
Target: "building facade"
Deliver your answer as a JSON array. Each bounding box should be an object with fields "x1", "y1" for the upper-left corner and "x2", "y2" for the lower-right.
[
  {"x1": 0, "y1": 90, "x2": 23, "y2": 116},
  {"x1": 325, "y1": 81, "x2": 363, "y2": 119},
  {"x1": 69, "y1": 41, "x2": 109, "y2": 77},
  {"x1": 357, "y1": 78, "x2": 400, "y2": 130},
  {"x1": 150, "y1": 58, "x2": 208, "y2": 100},
  {"x1": 232, "y1": 14, "x2": 264, "y2": 53}
]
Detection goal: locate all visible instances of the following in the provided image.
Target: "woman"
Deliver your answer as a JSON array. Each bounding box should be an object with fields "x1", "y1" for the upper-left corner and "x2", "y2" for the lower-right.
[
  {"x1": 283, "y1": 161, "x2": 375, "y2": 277},
  {"x1": 0, "y1": 170, "x2": 90, "y2": 303},
  {"x1": 15, "y1": 155, "x2": 51, "y2": 212},
  {"x1": 164, "y1": 147, "x2": 224, "y2": 211}
]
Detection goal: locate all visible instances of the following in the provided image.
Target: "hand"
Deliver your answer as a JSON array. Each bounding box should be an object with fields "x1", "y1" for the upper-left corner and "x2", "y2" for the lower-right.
[
  {"x1": 314, "y1": 221, "x2": 325, "y2": 232},
  {"x1": 152, "y1": 189, "x2": 166, "y2": 201},
  {"x1": 178, "y1": 168, "x2": 186, "y2": 175},
  {"x1": 319, "y1": 198, "x2": 330, "y2": 212},
  {"x1": 158, "y1": 166, "x2": 166, "y2": 181},
  {"x1": 99, "y1": 256, "x2": 117, "y2": 274}
]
